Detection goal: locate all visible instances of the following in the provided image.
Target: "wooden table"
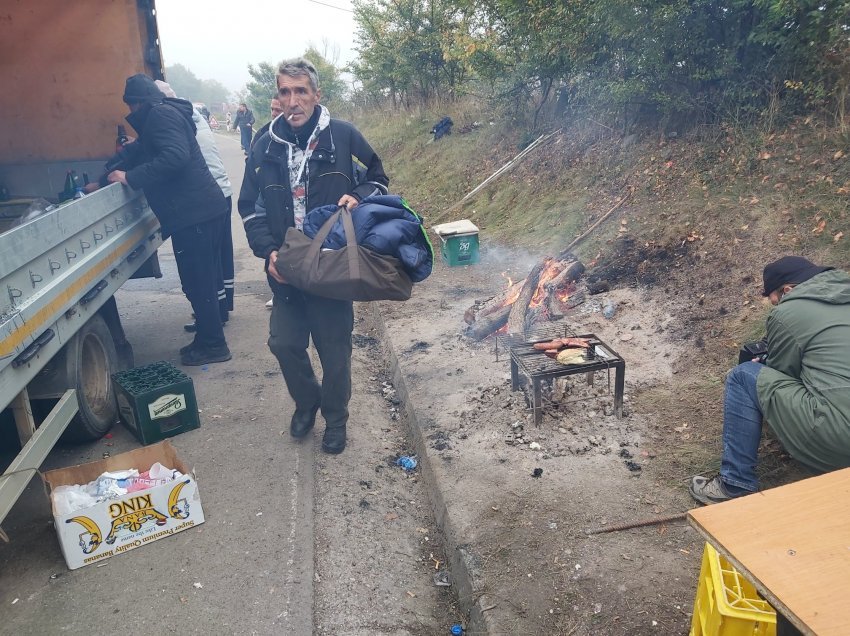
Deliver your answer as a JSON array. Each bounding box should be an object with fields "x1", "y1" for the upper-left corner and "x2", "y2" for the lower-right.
[{"x1": 688, "y1": 468, "x2": 850, "y2": 635}]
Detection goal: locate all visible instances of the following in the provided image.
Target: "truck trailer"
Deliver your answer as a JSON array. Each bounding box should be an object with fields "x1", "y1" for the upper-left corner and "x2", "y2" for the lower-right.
[{"x1": 0, "y1": 0, "x2": 165, "y2": 532}]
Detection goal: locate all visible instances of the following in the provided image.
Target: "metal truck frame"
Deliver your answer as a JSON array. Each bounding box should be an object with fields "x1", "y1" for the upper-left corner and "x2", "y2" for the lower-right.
[{"x1": 0, "y1": 0, "x2": 166, "y2": 533}]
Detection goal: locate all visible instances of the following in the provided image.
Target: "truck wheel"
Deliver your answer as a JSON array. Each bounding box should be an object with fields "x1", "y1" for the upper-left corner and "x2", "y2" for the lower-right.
[{"x1": 62, "y1": 314, "x2": 119, "y2": 442}]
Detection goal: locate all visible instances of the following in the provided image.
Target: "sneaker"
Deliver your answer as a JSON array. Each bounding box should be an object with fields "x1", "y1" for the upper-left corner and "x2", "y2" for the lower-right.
[
  {"x1": 689, "y1": 475, "x2": 739, "y2": 506},
  {"x1": 265, "y1": 298, "x2": 274, "y2": 308},
  {"x1": 180, "y1": 345, "x2": 232, "y2": 366}
]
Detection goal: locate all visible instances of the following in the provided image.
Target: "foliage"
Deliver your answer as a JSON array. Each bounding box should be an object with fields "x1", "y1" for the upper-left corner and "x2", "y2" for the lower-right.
[
  {"x1": 164, "y1": 64, "x2": 230, "y2": 111},
  {"x1": 349, "y1": 0, "x2": 850, "y2": 131},
  {"x1": 244, "y1": 62, "x2": 277, "y2": 121}
]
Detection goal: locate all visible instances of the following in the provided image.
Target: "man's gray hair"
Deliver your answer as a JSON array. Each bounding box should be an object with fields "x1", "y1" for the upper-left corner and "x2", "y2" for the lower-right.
[{"x1": 277, "y1": 58, "x2": 320, "y2": 91}]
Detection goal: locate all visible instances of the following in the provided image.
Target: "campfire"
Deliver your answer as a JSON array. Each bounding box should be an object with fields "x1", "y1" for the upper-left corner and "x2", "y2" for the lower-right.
[{"x1": 464, "y1": 251, "x2": 587, "y2": 340}]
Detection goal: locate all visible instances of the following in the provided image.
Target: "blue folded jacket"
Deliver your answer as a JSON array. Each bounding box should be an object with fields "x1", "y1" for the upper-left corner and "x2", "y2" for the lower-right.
[{"x1": 302, "y1": 195, "x2": 434, "y2": 283}]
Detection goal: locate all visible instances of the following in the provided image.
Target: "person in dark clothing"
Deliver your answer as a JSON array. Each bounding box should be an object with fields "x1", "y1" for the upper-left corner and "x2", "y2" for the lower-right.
[
  {"x1": 92, "y1": 74, "x2": 231, "y2": 366},
  {"x1": 253, "y1": 97, "x2": 283, "y2": 150},
  {"x1": 233, "y1": 103, "x2": 255, "y2": 154},
  {"x1": 238, "y1": 58, "x2": 389, "y2": 454}
]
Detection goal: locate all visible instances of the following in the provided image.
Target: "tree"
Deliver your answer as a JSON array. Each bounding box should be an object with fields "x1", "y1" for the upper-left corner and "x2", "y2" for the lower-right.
[
  {"x1": 165, "y1": 63, "x2": 231, "y2": 112},
  {"x1": 245, "y1": 62, "x2": 277, "y2": 118}
]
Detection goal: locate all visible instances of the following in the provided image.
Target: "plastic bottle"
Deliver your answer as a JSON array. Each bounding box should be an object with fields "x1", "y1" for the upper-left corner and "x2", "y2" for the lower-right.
[
  {"x1": 450, "y1": 625, "x2": 464, "y2": 635},
  {"x1": 602, "y1": 298, "x2": 616, "y2": 319},
  {"x1": 116, "y1": 124, "x2": 129, "y2": 152},
  {"x1": 61, "y1": 170, "x2": 75, "y2": 201}
]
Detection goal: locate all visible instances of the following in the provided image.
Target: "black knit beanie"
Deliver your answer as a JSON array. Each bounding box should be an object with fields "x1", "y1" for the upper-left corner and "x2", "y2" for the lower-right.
[{"x1": 123, "y1": 74, "x2": 165, "y2": 104}]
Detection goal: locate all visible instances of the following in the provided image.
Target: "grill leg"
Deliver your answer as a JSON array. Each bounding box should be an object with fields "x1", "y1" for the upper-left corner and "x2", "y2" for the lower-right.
[
  {"x1": 510, "y1": 358, "x2": 519, "y2": 391},
  {"x1": 614, "y1": 361, "x2": 625, "y2": 418},
  {"x1": 586, "y1": 371, "x2": 594, "y2": 387},
  {"x1": 533, "y1": 378, "x2": 542, "y2": 426}
]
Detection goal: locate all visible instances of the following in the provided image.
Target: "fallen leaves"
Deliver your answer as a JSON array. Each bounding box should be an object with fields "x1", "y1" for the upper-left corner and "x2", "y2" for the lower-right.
[{"x1": 835, "y1": 231, "x2": 844, "y2": 243}]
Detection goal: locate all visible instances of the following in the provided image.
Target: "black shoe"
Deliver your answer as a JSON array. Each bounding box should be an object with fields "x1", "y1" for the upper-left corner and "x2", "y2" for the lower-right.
[
  {"x1": 180, "y1": 345, "x2": 232, "y2": 366},
  {"x1": 290, "y1": 406, "x2": 319, "y2": 438},
  {"x1": 179, "y1": 341, "x2": 197, "y2": 355},
  {"x1": 184, "y1": 316, "x2": 228, "y2": 333},
  {"x1": 321, "y1": 425, "x2": 347, "y2": 454}
]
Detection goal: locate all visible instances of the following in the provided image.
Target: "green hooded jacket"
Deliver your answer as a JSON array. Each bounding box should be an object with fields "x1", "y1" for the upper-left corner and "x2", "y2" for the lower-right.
[{"x1": 757, "y1": 269, "x2": 850, "y2": 472}]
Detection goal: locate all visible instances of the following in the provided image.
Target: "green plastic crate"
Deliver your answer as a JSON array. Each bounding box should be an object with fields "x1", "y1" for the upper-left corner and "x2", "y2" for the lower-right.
[{"x1": 112, "y1": 361, "x2": 200, "y2": 445}]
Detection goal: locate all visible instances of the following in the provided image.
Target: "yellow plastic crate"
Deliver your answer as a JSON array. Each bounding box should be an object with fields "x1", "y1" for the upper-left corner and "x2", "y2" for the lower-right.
[{"x1": 690, "y1": 543, "x2": 777, "y2": 636}]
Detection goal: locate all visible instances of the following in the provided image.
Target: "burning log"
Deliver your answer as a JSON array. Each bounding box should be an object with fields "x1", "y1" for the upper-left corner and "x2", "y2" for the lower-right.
[
  {"x1": 464, "y1": 279, "x2": 525, "y2": 325},
  {"x1": 544, "y1": 260, "x2": 585, "y2": 293},
  {"x1": 467, "y1": 304, "x2": 512, "y2": 340},
  {"x1": 507, "y1": 259, "x2": 549, "y2": 335},
  {"x1": 464, "y1": 255, "x2": 586, "y2": 340}
]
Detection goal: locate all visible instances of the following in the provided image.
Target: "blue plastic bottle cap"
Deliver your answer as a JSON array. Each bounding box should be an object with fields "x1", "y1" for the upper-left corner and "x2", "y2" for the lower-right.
[{"x1": 450, "y1": 624, "x2": 463, "y2": 635}]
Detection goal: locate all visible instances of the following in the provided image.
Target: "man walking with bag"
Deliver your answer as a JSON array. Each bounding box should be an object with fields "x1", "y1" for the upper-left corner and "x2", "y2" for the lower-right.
[{"x1": 237, "y1": 58, "x2": 388, "y2": 454}]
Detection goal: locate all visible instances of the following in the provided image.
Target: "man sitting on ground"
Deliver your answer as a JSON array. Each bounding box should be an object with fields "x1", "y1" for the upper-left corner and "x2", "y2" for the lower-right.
[{"x1": 690, "y1": 256, "x2": 850, "y2": 504}]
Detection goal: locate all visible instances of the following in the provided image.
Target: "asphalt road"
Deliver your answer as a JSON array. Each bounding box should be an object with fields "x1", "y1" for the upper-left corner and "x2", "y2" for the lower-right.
[{"x1": 0, "y1": 131, "x2": 452, "y2": 635}]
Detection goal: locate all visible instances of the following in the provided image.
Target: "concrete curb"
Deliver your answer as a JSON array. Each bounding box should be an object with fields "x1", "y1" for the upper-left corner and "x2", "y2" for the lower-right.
[{"x1": 367, "y1": 304, "x2": 499, "y2": 635}]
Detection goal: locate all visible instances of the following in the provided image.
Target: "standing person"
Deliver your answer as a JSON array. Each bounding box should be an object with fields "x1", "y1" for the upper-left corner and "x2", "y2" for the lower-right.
[
  {"x1": 690, "y1": 256, "x2": 850, "y2": 504},
  {"x1": 251, "y1": 96, "x2": 286, "y2": 310},
  {"x1": 237, "y1": 58, "x2": 389, "y2": 454},
  {"x1": 225, "y1": 111, "x2": 233, "y2": 132},
  {"x1": 90, "y1": 74, "x2": 231, "y2": 366},
  {"x1": 253, "y1": 97, "x2": 284, "y2": 148},
  {"x1": 155, "y1": 80, "x2": 236, "y2": 327},
  {"x1": 233, "y1": 102, "x2": 255, "y2": 154}
]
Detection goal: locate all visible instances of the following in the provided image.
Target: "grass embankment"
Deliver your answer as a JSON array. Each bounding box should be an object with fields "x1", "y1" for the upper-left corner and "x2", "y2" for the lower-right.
[{"x1": 356, "y1": 106, "x2": 850, "y2": 487}]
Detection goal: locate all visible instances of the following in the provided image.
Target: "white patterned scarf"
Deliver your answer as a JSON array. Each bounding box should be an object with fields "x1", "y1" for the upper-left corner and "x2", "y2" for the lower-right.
[{"x1": 269, "y1": 105, "x2": 331, "y2": 230}]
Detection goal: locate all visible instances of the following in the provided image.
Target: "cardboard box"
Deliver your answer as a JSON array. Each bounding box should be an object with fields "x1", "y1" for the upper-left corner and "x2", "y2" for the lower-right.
[{"x1": 42, "y1": 441, "x2": 205, "y2": 570}]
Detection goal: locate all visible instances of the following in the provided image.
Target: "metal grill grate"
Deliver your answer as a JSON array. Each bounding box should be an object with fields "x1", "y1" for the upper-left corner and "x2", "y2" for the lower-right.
[
  {"x1": 495, "y1": 321, "x2": 578, "y2": 361},
  {"x1": 508, "y1": 333, "x2": 626, "y2": 425}
]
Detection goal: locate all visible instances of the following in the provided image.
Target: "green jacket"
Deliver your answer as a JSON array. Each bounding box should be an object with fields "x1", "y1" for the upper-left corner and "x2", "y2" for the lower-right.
[{"x1": 757, "y1": 269, "x2": 850, "y2": 472}]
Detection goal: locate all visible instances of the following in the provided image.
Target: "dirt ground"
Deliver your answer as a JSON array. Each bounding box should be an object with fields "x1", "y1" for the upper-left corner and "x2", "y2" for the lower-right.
[{"x1": 373, "y1": 239, "x2": 730, "y2": 635}]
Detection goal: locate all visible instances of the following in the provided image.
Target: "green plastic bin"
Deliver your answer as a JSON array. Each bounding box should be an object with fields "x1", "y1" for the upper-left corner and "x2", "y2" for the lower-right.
[{"x1": 434, "y1": 219, "x2": 480, "y2": 266}]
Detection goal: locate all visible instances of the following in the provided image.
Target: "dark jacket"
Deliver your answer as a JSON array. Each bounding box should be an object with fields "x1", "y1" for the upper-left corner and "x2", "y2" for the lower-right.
[
  {"x1": 237, "y1": 109, "x2": 389, "y2": 296},
  {"x1": 101, "y1": 93, "x2": 227, "y2": 237},
  {"x1": 233, "y1": 108, "x2": 255, "y2": 131},
  {"x1": 757, "y1": 269, "x2": 850, "y2": 472},
  {"x1": 302, "y1": 195, "x2": 433, "y2": 283}
]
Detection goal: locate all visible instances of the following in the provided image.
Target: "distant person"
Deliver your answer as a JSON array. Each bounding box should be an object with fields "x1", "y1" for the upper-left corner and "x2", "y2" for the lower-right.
[
  {"x1": 253, "y1": 97, "x2": 284, "y2": 149},
  {"x1": 237, "y1": 58, "x2": 388, "y2": 454},
  {"x1": 155, "y1": 80, "x2": 236, "y2": 328},
  {"x1": 233, "y1": 103, "x2": 255, "y2": 154},
  {"x1": 89, "y1": 74, "x2": 231, "y2": 366},
  {"x1": 690, "y1": 256, "x2": 850, "y2": 504},
  {"x1": 225, "y1": 111, "x2": 233, "y2": 132}
]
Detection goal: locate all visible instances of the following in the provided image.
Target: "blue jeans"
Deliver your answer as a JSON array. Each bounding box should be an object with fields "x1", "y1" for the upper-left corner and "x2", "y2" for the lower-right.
[{"x1": 720, "y1": 362, "x2": 764, "y2": 492}]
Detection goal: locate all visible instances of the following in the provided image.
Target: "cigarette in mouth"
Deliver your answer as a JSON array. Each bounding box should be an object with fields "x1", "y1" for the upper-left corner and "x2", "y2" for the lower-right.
[{"x1": 287, "y1": 113, "x2": 295, "y2": 121}]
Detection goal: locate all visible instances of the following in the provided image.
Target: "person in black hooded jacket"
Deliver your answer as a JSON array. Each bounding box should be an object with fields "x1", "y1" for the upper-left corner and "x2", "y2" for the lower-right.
[{"x1": 93, "y1": 74, "x2": 231, "y2": 366}]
